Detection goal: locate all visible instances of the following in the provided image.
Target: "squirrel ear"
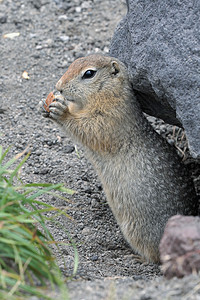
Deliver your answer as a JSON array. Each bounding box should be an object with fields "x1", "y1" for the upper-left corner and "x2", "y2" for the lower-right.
[{"x1": 111, "y1": 61, "x2": 120, "y2": 76}]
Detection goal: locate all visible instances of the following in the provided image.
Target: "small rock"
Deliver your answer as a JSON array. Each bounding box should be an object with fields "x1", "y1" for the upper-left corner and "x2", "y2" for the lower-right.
[
  {"x1": 81, "y1": 2, "x2": 91, "y2": 9},
  {"x1": 63, "y1": 145, "x2": 75, "y2": 153},
  {"x1": 31, "y1": 0, "x2": 42, "y2": 9},
  {"x1": 58, "y1": 15, "x2": 68, "y2": 21},
  {"x1": 58, "y1": 60, "x2": 69, "y2": 68},
  {"x1": 90, "y1": 255, "x2": 98, "y2": 261},
  {"x1": 103, "y1": 46, "x2": 109, "y2": 53},
  {"x1": 140, "y1": 293, "x2": 152, "y2": 300},
  {"x1": 47, "y1": 140, "x2": 53, "y2": 146},
  {"x1": 35, "y1": 150, "x2": 42, "y2": 156},
  {"x1": 91, "y1": 198, "x2": 99, "y2": 208},
  {"x1": 159, "y1": 215, "x2": 200, "y2": 279},
  {"x1": 54, "y1": 0, "x2": 72, "y2": 11},
  {"x1": 0, "y1": 108, "x2": 6, "y2": 113},
  {"x1": 31, "y1": 53, "x2": 40, "y2": 59},
  {"x1": 82, "y1": 227, "x2": 91, "y2": 235},
  {"x1": 62, "y1": 249, "x2": 69, "y2": 255},
  {"x1": 159, "y1": 124, "x2": 167, "y2": 134},
  {"x1": 59, "y1": 35, "x2": 70, "y2": 43},
  {"x1": 81, "y1": 175, "x2": 89, "y2": 181},
  {"x1": 35, "y1": 45, "x2": 43, "y2": 50},
  {"x1": 167, "y1": 139, "x2": 175, "y2": 146},
  {"x1": 73, "y1": 52, "x2": 84, "y2": 59},
  {"x1": 33, "y1": 168, "x2": 39, "y2": 174},
  {"x1": 0, "y1": 14, "x2": 7, "y2": 24},
  {"x1": 96, "y1": 183, "x2": 103, "y2": 191},
  {"x1": 39, "y1": 168, "x2": 49, "y2": 175},
  {"x1": 75, "y1": 6, "x2": 82, "y2": 13},
  {"x1": 83, "y1": 186, "x2": 92, "y2": 194}
]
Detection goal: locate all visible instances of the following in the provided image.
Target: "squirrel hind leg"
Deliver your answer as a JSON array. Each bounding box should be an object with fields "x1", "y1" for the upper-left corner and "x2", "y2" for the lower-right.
[{"x1": 143, "y1": 246, "x2": 160, "y2": 264}]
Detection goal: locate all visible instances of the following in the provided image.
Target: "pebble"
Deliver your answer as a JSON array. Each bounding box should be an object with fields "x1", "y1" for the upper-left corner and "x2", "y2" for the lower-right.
[
  {"x1": 82, "y1": 227, "x2": 91, "y2": 235},
  {"x1": 81, "y1": 2, "x2": 92, "y2": 9},
  {"x1": 167, "y1": 139, "x2": 175, "y2": 146},
  {"x1": 47, "y1": 141, "x2": 53, "y2": 146},
  {"x1": 33, "y1": 168, "x2": 39, "y2": 174},
  {"x1": 63, "y1": 145, "x2": 75, "y2": 153},
  {"x1": 59, "y1": 35, "x2": 70, "y2": 43},
  {"x1": 160, "y1": 124, "x2": 167, "y2": 133},
  {"x1": 55, "y1": 1, "x2": 72, "y2": 11},
  {"x1": 31, "y1": 0, "x2": 42, "y2": 10},
  {"x1": 40, "y1": 168, "x2": 50, "y2": 175},
  {"x1": 31, "y1": 53, "x2": 40, "y2": 59},
  {"x1": 35, "y1": 45, "x2": 43, "y2": 50},
  {"x1": 91, "y1": 198, "x2": 99, "y2": 208},
  {"x1": 35, "y1": 150, "x2": 42, "y2": 156},
  {"x1": 0, "y1": 14, "x2": 7, "y2": 23},
  {"x1": 58, "y1": 15, "x2": 68, "y2": 21},
  {"x1": 75, "y1": 6, "x2": 82, "y2": 13},
  {"x1": 90, "y1": 255, "x2": 98, "y2": 261},
  {"x1": 58, "y1": 60, "x2": 69, "y2": 68}
]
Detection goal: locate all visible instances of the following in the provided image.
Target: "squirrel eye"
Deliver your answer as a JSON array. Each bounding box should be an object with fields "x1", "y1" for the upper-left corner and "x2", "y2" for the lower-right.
[{"x1": 82, "y1": 69, "x2": 97, "y2": 79}]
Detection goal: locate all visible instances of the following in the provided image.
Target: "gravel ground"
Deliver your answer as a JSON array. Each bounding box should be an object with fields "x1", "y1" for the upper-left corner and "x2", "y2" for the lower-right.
[{"x1": 0, "y1": 0, "x2": 200, "y2": 299}]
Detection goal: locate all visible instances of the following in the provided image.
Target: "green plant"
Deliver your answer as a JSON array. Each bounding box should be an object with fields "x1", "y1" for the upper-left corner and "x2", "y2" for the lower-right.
[{"x1": 0, "y1": 146, "x2": 77, "y2": 299}]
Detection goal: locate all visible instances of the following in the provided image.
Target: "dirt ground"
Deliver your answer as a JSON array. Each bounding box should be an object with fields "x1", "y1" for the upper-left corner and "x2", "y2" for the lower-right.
[{"x1": 1, "y1": 0, "x2": 200, "y2": 299}]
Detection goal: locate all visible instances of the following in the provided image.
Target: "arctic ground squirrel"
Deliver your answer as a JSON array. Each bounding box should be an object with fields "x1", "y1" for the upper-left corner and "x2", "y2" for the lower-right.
[{"x1": 41, "y1": 54, "x2": 198, "y2": 263}]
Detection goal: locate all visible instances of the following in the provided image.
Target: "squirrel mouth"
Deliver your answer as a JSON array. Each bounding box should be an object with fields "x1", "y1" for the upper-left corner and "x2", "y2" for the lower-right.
[
  {"x1": 53, "y1": 89, "x2": 75, "y2": 102},
  {"x1": 65, "y1": 97, "x2": 75, "y2": 102}
]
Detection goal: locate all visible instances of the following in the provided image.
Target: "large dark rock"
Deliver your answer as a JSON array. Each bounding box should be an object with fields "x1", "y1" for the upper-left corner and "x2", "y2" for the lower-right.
[
  {"x1": 110, "y1": 0, "x2": 200, "y2": 158},
  {"x1": 159, "y1": 215, "x2": 200, "y2": 279}
]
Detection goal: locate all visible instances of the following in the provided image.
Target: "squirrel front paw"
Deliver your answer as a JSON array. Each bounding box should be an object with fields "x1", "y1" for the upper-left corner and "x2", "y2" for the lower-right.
[
  {"x1": 49, "y1": 95, "x2": 69, "y2": 121},
  {"x1": 39, "y1": 91, "x2": 69, "y2": 121}
]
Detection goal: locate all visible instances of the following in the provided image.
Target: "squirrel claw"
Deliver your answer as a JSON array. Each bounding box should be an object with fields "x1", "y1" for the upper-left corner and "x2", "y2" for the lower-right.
[
  {"x1": 41, "y1": 98, "x2": 49, "y2": 111},
  {"x1": 38, "y1": 99, "x2": 50, "y2": 116}
]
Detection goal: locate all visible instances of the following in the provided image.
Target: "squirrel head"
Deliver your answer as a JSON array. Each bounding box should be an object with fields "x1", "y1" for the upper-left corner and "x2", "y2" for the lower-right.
[
  {"x1": 54, "y1": 55, "x2": 136, "y2": 153},
  {"x1": 56, "y1": 54, "x2": 130, "y2": 114}
]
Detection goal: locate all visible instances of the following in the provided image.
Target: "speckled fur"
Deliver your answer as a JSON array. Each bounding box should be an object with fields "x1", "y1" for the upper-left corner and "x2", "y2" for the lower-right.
[{"x1": 47, "y1": 54, "x2": 198, "y2": 263}]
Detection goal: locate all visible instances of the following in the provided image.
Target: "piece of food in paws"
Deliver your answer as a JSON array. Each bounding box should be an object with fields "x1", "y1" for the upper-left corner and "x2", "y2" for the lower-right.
[{"x1": 43, "y1": 91, "x2": 56, "y2": 113}]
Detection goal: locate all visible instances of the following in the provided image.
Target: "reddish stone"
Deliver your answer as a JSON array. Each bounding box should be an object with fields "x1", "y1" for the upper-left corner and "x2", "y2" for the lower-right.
[{"x1": 159, "y1": 215, "x2": 200, "y2": 279}]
